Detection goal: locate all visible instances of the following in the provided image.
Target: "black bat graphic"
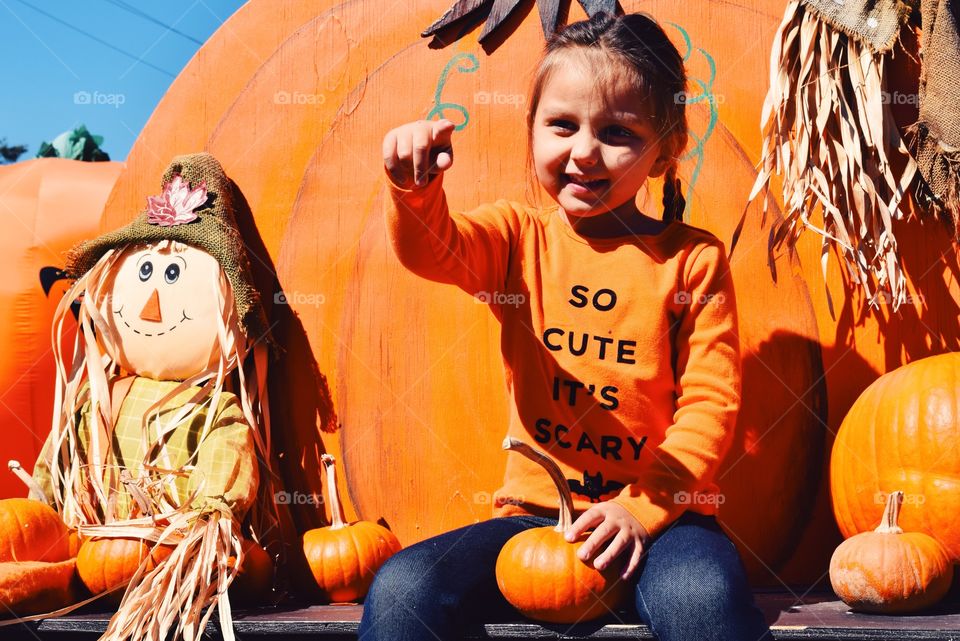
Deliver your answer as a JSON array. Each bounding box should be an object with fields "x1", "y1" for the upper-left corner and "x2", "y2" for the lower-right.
[
  {"x1": 39, "y1": 266, "x2": 81, "y2": 319},
  {"x1": 568, "y1": 470, "x2": 625, "y2": 503}
]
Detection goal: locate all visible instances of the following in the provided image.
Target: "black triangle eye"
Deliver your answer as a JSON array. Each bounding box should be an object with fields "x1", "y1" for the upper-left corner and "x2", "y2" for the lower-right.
[
  {"x1": 164, "y1": 263, "x2": 181, "y2": 284},
  {"x1": 138, "y1": 261, "x2": 153, "y2": 282}
]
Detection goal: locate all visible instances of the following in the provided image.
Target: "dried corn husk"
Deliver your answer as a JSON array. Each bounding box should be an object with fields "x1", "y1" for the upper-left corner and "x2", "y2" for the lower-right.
[{"x1": 748, "y1": 0, "x2": 917, "y2": 311}]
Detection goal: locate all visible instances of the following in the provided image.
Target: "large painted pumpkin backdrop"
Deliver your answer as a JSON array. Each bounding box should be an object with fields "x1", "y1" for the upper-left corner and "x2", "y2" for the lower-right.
[
  {"x1": 23, "y1": 0, "x2": 956, "y2": 589},
  {"x1": 0, "y1": 158, "x2": 122, "y2": 501}
]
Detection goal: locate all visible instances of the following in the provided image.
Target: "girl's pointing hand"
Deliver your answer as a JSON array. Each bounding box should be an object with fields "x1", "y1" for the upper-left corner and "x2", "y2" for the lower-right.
[{"x1": 383, "y1": 119, "x2": 455, "y2": 188}]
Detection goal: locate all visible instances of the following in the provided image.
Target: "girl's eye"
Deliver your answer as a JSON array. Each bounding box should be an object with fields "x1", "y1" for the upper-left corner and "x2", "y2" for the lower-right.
[
  {"x1": 604, "y1": 126, "x2": 634, "y2": 139},
  {"x1": 164, "y1": 263, "x2": 181, "y2": 284},
  {"x1": 548, "y1": 120, "x2": 576, "y2": 131},
  {"x1": 138, "y1": 261, "x2": 153, "y2": 282}
]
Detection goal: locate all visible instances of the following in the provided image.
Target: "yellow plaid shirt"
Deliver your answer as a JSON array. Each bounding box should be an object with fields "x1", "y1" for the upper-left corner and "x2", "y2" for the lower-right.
[{"x1": 32, "y1": 377, "x2": 259, "y2": 522}]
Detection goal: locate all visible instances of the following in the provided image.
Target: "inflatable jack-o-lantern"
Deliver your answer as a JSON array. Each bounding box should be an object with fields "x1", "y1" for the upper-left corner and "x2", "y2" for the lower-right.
[{"x1": 29, "y1": 153, "x2": 278, "y2": 637}]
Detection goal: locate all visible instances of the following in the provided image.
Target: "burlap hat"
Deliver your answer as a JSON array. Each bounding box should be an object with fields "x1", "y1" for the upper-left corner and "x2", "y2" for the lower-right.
[{"x1": 66, "y1": 152, "x2": 271, "y2": 344}]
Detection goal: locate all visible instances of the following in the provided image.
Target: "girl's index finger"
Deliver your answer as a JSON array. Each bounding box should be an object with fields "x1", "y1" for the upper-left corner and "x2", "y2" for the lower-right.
[
  {"x1": 565, "y1": 508, "x2": 604, "y2": 542},
  {"x1": 431, "y1": 119, "x2": 456, "y2": 144}
]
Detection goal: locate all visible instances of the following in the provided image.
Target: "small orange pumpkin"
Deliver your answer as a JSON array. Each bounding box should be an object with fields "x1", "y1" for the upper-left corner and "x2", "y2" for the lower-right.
[
  {"x1": 228, "y1": 538, "x2": 274, "y2": 605},
  {"x1": 0, "y1": 497, "x2": 71, "y2": 564},
  {"x1": 76, "y1": 537, "x2": 174, "y2": 602},
  {"x1": 67, "y1": 529, "x2": 83, "y2": 557},
  {"x1": 495, "y1": 437, "x2": 628, "y2": 624},
  {"x1": 302, "y1": 454, "x2": 402, "y2": 602},
  {"x1": 830, "y1": 491, "x2": 954, "y2": 614}
]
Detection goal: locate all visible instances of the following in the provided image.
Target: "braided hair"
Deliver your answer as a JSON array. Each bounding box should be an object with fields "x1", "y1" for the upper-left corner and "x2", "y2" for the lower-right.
[{"x1": 525, "y1": 11, "x2": 688, "y2": 222}]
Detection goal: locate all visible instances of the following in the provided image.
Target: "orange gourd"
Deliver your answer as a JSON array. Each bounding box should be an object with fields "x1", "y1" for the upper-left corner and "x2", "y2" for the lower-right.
[
  {"x1": 75, "y1": 537, "x2": 174, "y2": 601},
  {"x1": 0, "y1": 558, "x2": 80, "y2": 616},
  {"x1": 302, "y1": 454, "x2": 402, "y2": 602},
  {"x1": 496, "y1": 437, "x2": 628, "y2": 623},
  {"x1": 830, "y1": 491, "x2": 953, "y2": 613},
  {"x1": 831, "y1": 354, "x2": 960, "y2": 563},
  {"x1": 0, "y1": 497, "x2": 71, "y2": 564}
]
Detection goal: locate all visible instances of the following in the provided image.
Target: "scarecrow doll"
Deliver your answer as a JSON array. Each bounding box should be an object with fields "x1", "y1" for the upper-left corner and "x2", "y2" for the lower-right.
[{"x1": 29, "y1": 152, "x2": 279, "y2": 640}]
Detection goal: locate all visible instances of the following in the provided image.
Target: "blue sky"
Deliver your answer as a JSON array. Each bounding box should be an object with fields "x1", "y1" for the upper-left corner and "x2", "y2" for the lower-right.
[{"x1": 1, "y1": 0, "x2": 246, "y2": 161}]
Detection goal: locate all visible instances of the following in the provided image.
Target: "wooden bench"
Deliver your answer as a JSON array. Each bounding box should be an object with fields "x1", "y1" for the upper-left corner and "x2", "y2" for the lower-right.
[{"x1": 9, "y1": 592, "x2": 960, "y2": 640}]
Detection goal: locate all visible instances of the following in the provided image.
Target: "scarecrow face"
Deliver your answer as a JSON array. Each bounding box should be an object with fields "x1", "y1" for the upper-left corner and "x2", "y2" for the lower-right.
[{"x1": 103, "y1": 243, "x2": 227, "y2": 380}]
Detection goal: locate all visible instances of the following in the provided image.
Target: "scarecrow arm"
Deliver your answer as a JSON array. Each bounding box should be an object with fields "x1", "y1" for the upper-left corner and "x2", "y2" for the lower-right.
[
  {"x1": 28, "y1": 433, "x2": 56, "y2": 505},
  {"x1": 186, "y1": 393, "x2": 259, "y2": 520}
]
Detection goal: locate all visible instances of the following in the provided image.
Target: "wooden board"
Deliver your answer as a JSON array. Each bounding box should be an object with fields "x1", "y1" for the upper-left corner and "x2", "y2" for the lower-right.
[{"x1": 30, "y1": 593, "x2": 960, "y2": 640}]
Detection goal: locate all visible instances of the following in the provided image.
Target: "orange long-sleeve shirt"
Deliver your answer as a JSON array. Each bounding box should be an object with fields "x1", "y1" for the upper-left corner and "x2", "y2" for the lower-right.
[{"x1": 385, "y1": 170, "x2": 741, "y2": 540}]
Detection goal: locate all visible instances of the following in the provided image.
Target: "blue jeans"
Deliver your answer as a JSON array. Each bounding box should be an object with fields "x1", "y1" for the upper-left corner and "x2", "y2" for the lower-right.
[{"x1": 358, "y1": 511, "x2": 773, "y2": 641}]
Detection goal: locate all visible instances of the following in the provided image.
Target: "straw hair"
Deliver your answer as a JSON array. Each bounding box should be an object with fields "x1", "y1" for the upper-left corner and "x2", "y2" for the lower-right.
[{"x1": 747, "y1": 0, "x2": 917, "y2": 311}]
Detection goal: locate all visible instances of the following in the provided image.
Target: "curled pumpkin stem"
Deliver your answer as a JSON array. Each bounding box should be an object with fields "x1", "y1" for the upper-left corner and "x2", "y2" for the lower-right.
[
  {"x1": 321, "y1": 454, "x2": 347, "y2": 529},
  {"x1": 8, "y1": 460, "x2": 47, "y2": 500},
  {"x1": 502, "y1": 437, "x2": 573, "y2": 533},
  {"x1": 876, "y1": 491, "x2": 905, "y2": 535}
]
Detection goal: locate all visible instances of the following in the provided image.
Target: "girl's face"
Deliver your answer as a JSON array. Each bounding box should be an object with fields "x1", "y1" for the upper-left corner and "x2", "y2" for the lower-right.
[{"x1": 531, "y1": 55, "x2": 671, "y2": 226}]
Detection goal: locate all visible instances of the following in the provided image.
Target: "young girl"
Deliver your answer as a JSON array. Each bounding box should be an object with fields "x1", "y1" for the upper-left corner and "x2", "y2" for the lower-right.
[{"x1": 366, "y1": 12, "x2": 772, "y2": 641}]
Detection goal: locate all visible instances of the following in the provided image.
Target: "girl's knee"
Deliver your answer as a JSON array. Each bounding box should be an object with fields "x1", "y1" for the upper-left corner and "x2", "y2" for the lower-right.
[
  {"x1": 366, "y1": 546, "x2": 439, "y2": 606},
  {"x1": 637, "y1": 560, "x2": 746, "y2": 620}
]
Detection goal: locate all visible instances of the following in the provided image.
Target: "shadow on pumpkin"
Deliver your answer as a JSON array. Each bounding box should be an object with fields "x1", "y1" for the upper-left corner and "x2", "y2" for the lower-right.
[
  {"x1": 231, "y1": 179, "x2": 342, "y2": 598},
  {"x1": 758, "y1": 337, "x2": 876, "y2": 590}
]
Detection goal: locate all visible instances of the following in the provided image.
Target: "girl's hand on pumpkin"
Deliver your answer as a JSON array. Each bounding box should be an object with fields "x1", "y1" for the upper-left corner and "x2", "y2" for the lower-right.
[
  {"x1": 566, "y1": 502, "x2": 649, "y2": 581},
  {"x1": 383, "y1": 119, "x2": 455, "y2": 188}
]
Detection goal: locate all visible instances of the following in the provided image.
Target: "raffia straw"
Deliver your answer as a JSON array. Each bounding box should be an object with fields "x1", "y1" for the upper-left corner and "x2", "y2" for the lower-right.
[
  {"x1": 747, "y1": 0, "x2": 917, "y2": 312},
  {"x1": 99, "y1": 510, "x2": 242, "y2": 641}
]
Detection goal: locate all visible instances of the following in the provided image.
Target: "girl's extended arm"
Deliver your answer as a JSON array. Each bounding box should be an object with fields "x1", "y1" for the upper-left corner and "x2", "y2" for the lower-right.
[{"x1": 382, "y1": 119, "x2": 522, "y2": 297}]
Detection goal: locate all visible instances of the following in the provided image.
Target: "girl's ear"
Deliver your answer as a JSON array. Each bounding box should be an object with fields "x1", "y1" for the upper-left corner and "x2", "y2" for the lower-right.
[{"x1": 648, "y1": 146, "x2": 674, "y2": 178}]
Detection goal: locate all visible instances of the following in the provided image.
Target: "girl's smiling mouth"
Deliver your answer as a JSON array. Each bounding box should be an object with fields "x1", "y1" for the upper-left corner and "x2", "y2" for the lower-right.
[
  {"x1": 562, "y1": 173, "x2": 609, "y2": 193},
  {"x1": 114, "y1": 306, "x2": 193, "y2": 337}
]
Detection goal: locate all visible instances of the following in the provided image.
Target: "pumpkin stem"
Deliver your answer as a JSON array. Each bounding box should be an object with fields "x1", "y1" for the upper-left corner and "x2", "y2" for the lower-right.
[
  {"x1": 875, "y1": 490, "x2": 905, "y2": 534},
  {"x1": 502, "y1": 437, "x2": 573, "y2": 533},
  {"x1": 8, "y1": 460, "x2": 46, "y2": 499},
  {"x1": 321, "y1": 454, "x2": 347, "y2": 529}
]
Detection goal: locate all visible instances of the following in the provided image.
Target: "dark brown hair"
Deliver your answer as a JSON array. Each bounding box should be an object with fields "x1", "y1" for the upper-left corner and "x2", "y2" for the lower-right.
[{"x1": 525, "y1": 11, "x2": 688, "y2": 222}]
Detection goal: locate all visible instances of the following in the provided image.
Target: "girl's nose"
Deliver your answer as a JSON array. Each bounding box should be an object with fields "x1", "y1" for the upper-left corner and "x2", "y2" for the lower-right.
[
  {"x1": 139, "y1": 289, "x2": 163, "y2": 323},
  {"x1": 569, "y1": 131, "x2": 600, "y2": 165}
]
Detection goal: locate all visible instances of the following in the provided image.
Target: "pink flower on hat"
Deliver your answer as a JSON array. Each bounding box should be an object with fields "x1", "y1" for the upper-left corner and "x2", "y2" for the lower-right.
[{"x1": 146, "y1": 175, "x2": 207, "y2": 226}]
